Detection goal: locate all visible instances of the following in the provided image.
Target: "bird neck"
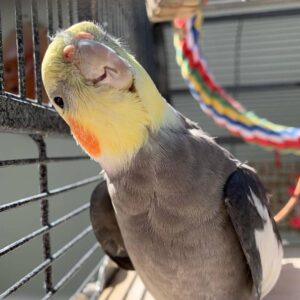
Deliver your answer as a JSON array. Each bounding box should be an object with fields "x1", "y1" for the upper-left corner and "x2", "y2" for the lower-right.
[
  {"x1": 96, "y1": 99, "x2": 180, "y2": 174},
  {"x1": 66, "y1": 88, "x2": 180, "y2": 174}
]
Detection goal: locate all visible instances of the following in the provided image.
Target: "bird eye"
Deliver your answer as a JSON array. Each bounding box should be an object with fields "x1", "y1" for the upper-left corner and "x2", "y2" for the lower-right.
[{"x1": 53, "y1": 96, "x2": 64, "y2": 109}]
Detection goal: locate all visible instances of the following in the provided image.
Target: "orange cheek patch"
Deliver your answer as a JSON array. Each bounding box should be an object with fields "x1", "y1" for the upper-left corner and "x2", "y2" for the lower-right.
[{"x1": 67, "y1": 117, "x2": 101, "y2": 158}]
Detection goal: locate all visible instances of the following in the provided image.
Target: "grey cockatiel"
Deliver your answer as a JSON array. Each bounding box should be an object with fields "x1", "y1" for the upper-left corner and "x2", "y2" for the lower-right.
[{"x1": 42, "y1": 21, "x2": 283, "y2": 300}]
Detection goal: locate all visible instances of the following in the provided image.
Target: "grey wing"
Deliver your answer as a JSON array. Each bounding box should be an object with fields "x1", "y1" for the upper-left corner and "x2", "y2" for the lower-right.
[
  {"x1": 90, "y1": 180, "x2": 134, "y2": 270},
  {"x1": 224, "y1": 165, "x2": 283, "y2": 299}
]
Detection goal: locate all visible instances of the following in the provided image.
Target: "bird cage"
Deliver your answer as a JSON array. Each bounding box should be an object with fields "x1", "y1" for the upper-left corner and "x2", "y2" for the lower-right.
[{"x1": 0, "y1": 0, "x2": 157, "y2": 298}]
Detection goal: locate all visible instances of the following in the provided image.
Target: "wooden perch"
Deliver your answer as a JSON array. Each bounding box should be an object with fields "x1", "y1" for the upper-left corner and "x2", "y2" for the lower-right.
[
  {"x1": 274, "y1": 177, "x2": 300, "y2": 223},
  {"x1": 145, "y1": 0, "x2": 202, "y2": 22}
]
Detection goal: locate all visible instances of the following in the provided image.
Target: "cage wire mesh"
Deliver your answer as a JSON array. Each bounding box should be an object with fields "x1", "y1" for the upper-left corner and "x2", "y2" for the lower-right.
[{"x1": 0, "y1": 0, "x2": 156, "y2": 298}]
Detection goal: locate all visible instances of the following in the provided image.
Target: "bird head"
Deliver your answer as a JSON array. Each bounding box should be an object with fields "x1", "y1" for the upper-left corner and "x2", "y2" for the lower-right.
[{"x1": 42, "y1": 22, "x2": 177, "y2": 172}]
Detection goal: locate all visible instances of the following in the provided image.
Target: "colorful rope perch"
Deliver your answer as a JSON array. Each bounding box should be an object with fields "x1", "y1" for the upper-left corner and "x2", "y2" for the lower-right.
[{"x1": 173, "y1": 13, "x2": 300, "y2": 155}]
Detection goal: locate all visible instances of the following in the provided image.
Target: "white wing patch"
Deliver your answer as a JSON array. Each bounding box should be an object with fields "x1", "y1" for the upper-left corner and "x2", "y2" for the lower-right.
[{"x1": 249, "y1": 189, "x2": 283, "y2": 298}]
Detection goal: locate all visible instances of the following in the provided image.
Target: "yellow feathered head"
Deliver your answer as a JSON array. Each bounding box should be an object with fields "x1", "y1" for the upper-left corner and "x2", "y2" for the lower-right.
[{"x1": 42, "y1": 22, "x2": 168, "y2": 170}]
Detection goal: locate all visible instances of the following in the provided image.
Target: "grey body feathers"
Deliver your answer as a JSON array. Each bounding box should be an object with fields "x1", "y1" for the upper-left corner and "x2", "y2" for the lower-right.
[{"x1": 105, "y1": 118, "x2": 257, "y2": 300}]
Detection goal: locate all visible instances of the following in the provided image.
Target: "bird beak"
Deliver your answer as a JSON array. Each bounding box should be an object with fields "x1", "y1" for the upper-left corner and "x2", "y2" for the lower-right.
[{"x1": 63, "y1": 33, "x2": 133, "y2": 90}]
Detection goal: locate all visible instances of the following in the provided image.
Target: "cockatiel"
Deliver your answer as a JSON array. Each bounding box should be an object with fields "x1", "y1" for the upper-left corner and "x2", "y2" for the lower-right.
[{"x1": 42, "y1": 21, "x2": 283, "y2": 300}]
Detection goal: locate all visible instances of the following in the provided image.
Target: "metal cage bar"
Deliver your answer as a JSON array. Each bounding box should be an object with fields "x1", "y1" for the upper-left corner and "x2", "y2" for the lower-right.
[
  {"x1": 0, "y1": 93, "x2": 70, "y2": 134},
  {"x1": 68, "y1": 0, "x2": 74, "y2": 25},
  {"x1": 32, "y1": 135, "x2": 53, "y2": 292},
  {"x1": 47, "y1": 0, "x2": 54, "y2": 38},
  {"x1": 0, "y1": 174, "x2": 103, "y2": 213},
  {"x1": 77, "y1": 0, "x2": 92, "y2": 21},
  {"x1": 0, "y1": 8, "x2": 3, "y2": 94},
  {"x1": 73, "y1": 259, "x2": 104, "y2": 297},
  {"x1": 15, "y1": 0, "x2": 26, "y2": 99},
  {"x1": 31, "y1": 0, "x2": 43, "y2": 103},
  {"x1": 42, "y1": 243, "x2": 99, "y2": 300},
  {"x1": 0, "y1": 202, "x2": 90, "y2": 257},
  {"x1": 57, "y1": 0, "x2": 63, "y2": 29},
  {"x1": 0, "y1": 155, "x2": 89, "y2": 167},
  {"x1": 0, "y1": 226, "x2": 94, "y2": 299}
]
